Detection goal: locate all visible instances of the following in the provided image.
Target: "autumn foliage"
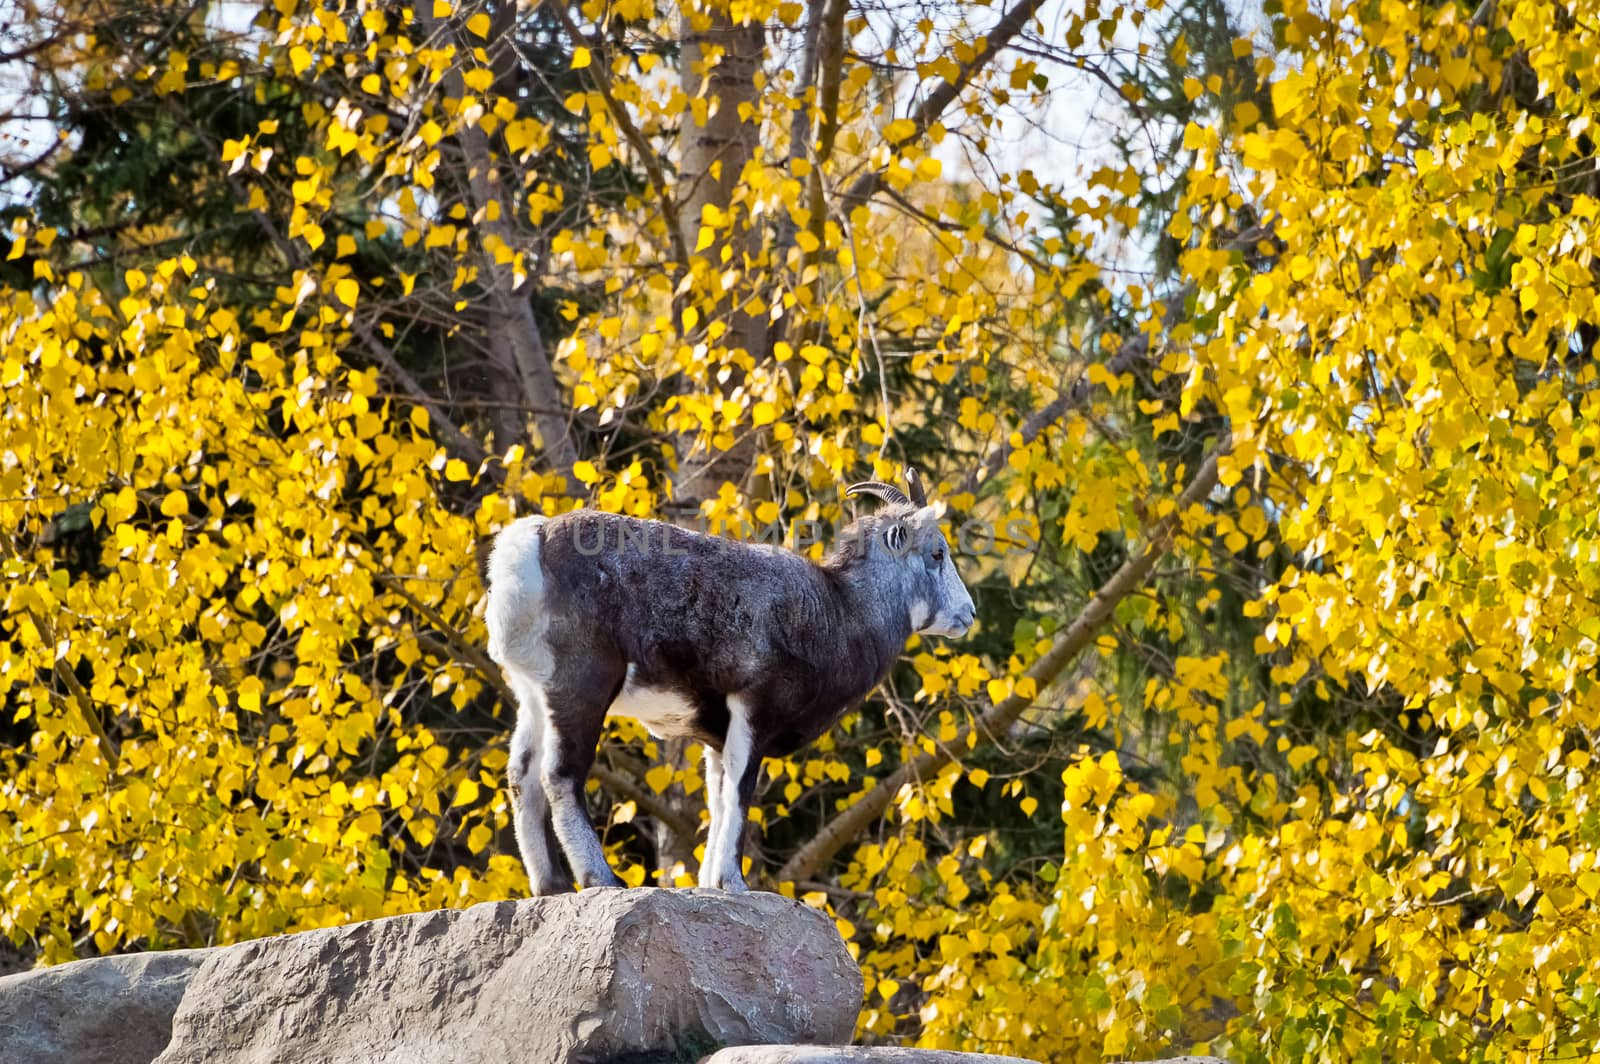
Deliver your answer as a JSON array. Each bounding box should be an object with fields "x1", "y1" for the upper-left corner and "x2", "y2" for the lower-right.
[{"x1": 4, "y1": 0, "x2": 1600, "y2": 1059}]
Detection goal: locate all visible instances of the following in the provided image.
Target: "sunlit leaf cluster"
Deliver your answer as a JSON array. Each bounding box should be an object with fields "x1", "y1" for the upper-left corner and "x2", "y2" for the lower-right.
[{"x1": 6, "y1": 0, "x2": 1600, "y2": 1059}]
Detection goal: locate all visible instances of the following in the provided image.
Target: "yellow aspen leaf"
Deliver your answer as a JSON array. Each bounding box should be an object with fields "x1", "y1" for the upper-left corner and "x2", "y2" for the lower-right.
[
  {"x1": 504, "y1": 119, "x2": 543, "y2": 155},
  {"x1": 572, "y1": 47, "x2": 591, "y2": 69},
  {"x1": 1286, "y1": 746, "x2": 1319, "y2": 771},
  {"x1": 884, "y1": 118, "x2": 916, "y2": 142},
  {"x1": 334, "y1": 278, "x2": 359, "y2": 309},
  {"x1": 466, "y1": 13, "x2": 490, "y2": 37},
  {"x1": 466, "y1": 824, "x2": 492, "y2": 853},
  {"x1": 645, "y1": 764, "x2": 673, "y2": 793},
  {"x1": 451, "y1": 779, "x2": 479, "y2": 807},
  {"x1": 1269, "y1": 76, "x2": 1300, "y2": 119}
]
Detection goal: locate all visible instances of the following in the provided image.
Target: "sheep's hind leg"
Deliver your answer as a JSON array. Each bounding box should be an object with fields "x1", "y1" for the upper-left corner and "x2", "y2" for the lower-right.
[
  {"x1": 541, "y1": 662, "x2": 626, "y2": 890},
  {"x1": 507, "y1": 681, "x2": 568, "y2": 895}
]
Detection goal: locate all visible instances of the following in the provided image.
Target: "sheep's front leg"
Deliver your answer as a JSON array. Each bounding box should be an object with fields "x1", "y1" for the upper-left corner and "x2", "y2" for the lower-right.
[
  {"x1": 698, "y1": 744, "x2": 726, "y2": 889},
  {"x1": 701, "y1": 704, "x2": 758, "y2": 891}
]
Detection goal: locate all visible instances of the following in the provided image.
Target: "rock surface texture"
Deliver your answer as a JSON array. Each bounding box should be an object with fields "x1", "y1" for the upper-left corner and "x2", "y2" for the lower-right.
[
  {"x1": 153, "y1": 888, "x2": 860, "y2": 1064},
  {"x1": 0, "y1": 948, "x2": 214, "y2": 1064}
]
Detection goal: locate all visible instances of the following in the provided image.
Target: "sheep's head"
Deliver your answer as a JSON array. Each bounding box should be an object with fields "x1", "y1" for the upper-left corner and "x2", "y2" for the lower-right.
[{"x1": 843, "y1": 470, "x2": 977, "y2": 638}]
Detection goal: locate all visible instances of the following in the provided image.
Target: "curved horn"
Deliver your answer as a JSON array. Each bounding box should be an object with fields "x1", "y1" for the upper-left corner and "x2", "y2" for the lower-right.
[
  {"x1": 845, "y1": 480, "x2": 911, "y2": 506},
  {"x1": 905, "y1": 467, "x2": 928, "y2": 508}
]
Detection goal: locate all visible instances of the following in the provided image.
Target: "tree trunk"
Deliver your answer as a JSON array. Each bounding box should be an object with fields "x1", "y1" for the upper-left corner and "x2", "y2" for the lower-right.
[{"x1": 669, "y1": 3, "x2": 766, "y2": 513}]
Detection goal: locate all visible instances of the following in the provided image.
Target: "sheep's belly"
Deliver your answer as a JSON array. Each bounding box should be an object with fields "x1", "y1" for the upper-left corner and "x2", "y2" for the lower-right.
[{"x1": 610, "y1": 670, "x2": 702, "y2": 739}]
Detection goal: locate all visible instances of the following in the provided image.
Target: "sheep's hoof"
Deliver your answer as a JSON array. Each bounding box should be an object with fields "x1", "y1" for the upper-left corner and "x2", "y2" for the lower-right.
[{"x1": 578, "y1": 869, "x2": 626, "y2": 890}]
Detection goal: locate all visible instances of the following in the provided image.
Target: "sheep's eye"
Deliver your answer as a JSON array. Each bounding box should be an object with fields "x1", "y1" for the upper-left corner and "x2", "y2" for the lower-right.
[{"x1": 932, "y1": 548, "x2": 945, "y2": 564}]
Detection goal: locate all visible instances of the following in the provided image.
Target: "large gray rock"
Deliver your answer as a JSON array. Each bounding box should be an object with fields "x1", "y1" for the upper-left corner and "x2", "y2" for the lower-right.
[
  {"x1": 154, "y1": 888, "x2": 861, "y2": 1064},
  {"x1": 701, "y1": 1047, "x2": 1041, "y2": 1063},
  {"x1": 0, "y1": 948, "x2": 214, "y2": 1064}
]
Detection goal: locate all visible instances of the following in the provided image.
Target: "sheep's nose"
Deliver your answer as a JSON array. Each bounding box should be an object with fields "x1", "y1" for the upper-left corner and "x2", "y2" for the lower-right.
[{"x1": 957, "y1": 605, "x2": 976, "y2": 629}]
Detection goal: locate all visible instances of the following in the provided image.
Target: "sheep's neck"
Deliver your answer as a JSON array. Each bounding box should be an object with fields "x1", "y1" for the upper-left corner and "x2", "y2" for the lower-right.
[{"x1": 816, "y1": 563, "x2": 914, "y2": 696}]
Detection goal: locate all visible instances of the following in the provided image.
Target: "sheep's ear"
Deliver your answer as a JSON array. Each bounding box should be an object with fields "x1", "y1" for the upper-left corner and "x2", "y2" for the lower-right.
[
  {"x1": 883, "y1": 521, "x2": 908, "y2": 553},
  {"x1": 905, "y1": 467, "x2": 928, "y2": 508},
  {"x1": 908, "y1": 501, "x2": 947, "y2": 526}
]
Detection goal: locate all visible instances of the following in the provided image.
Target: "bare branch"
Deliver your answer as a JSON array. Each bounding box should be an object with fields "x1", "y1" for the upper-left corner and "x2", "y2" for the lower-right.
[
  {"x1": 840, "y1": 0, "x2": 1048, "y2": 208},
  {"x1": 777, "y1": 438, "x2": 1229, "y2": 884},
  {"x1": 593, "y1": 761, "x2": 700, "y2": 842}
]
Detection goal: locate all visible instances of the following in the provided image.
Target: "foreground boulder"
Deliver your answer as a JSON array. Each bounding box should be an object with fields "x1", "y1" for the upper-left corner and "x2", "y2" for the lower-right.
[
  {"x1": 154, "y1": 888, "x2": 860, "y2": 1064},
  {"x1": 0, "y1": 889, "x2": 1223, "y2": 1064},
  {"x1": 0, "y1": 948, "x2": 214, "y2": 1064}
]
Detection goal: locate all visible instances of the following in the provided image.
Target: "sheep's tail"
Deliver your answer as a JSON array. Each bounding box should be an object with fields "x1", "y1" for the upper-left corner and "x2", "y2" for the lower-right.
[
  {"x1": 474, "y1": 532, "x2": 496, "y2": 588},
  {"x1": 484, "y1": 515, "x2": 550, "y2": 670}
]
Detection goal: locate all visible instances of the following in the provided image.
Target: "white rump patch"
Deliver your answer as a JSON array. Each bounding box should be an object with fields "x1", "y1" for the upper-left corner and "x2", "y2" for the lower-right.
[
  {"x1": 485, "y1": 515, "x2": 554, "y2": 683},
  {"x1": 611, "y1": 665, "x2": 702, "y2": 739}
]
